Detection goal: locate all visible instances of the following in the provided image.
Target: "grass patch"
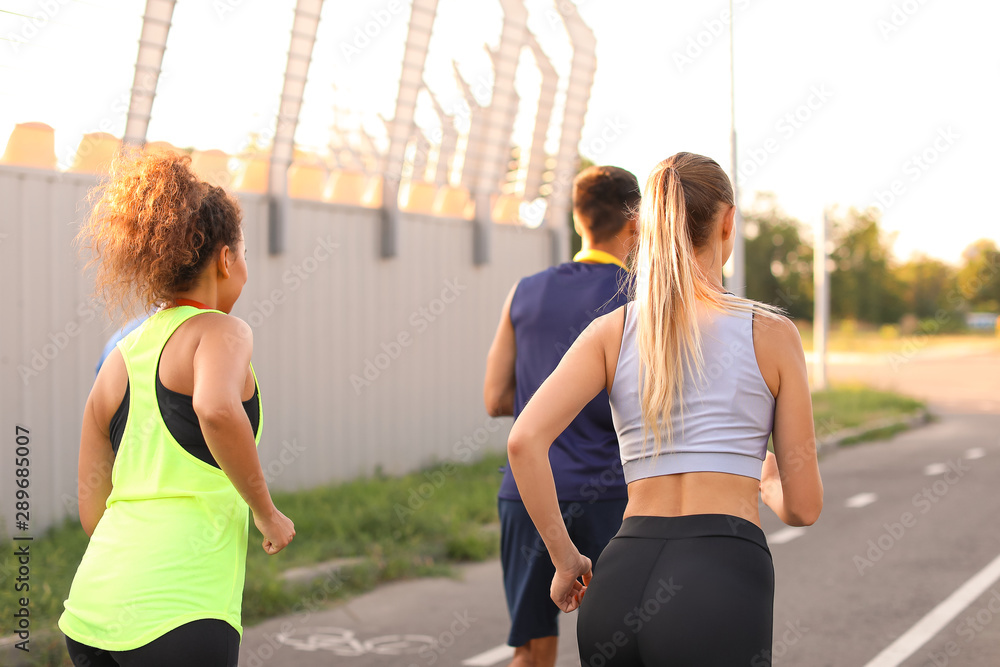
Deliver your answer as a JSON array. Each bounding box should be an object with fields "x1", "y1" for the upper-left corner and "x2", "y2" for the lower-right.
[
  {"x1": 812, "y1": 385, "x2": 925, "y2": 436},
  {"x1": 838, "y1": 422, "x2": 913, "y2": 446}
]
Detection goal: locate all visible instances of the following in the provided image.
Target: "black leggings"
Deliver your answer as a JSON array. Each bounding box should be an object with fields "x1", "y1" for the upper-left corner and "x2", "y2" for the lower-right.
[
  {"x1": 576, "y1": 514, "x2": 774, "y2": 667},
  {"x1": 65, "y1": 619, "x2": 239, "y2": 667}
]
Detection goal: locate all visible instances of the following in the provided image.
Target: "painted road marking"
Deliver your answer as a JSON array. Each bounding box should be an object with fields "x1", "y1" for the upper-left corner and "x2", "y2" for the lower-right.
[
  {"x1": 462, "y1": 644, "x2": 515, "y2": 666},
  {"x1": 845, "y1": 492, "x2": 878, "y2": 509},
  {"x1": 965, "y1": 447, "x2": 986, "y2": 460},
  {"x1": 863, "y1": 552, "x2": 1000, "y2": 667},
  {"x1": 768, "y1": 526, "x2": 806, "y2": 545},
  {"x1": 273, "y1": 627, "x2": 436, "y2": 655},
  {"x1": 924, "y1": 462, "x2": 948, "y2": 476}
]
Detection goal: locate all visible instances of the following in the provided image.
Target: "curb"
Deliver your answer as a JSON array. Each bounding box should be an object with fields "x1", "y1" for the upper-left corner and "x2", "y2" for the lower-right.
[
  {"x1": 280, "y1": 556, "x2": 366, "y2": 586},
  {"x1": 816, "y1": 408, "x2": 932, "y2": 455}
]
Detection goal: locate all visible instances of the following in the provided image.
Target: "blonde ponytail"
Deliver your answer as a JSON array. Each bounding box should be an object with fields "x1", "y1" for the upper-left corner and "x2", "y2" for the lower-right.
[{"x1": 632, "y1": 153, "x2": 781, "y2": 455}]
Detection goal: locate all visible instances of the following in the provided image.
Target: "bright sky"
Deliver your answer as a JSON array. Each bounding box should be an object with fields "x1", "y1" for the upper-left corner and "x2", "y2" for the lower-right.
[{"x1": 1, "y1": 0, "x2": 996, "y2": 265}]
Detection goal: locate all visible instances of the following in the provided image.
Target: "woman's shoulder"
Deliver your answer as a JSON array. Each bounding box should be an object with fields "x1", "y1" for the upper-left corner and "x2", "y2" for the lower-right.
[
  {"x1": 751, "y1": 311, "x2": 805, "y2": 392},
  {"x1": 752, "y1": 311, "x2": 802, "y2": 345},
  {"x1": 176, "y1": 311, "x2": 254, "y2": 355}
]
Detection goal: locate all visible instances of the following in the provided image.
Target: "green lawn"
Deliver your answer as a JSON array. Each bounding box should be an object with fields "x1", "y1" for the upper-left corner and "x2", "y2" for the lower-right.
[
  {"x1": 812, "y1": 385, "x2": 926, "y2": 440},
  {"x1": 0, "y1": 385, "x2": 927, "y2": 664}
]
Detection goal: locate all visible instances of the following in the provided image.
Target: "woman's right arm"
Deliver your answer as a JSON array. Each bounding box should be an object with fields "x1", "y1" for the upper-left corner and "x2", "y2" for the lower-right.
[
  {"x1": 761, "y1": 315, "x2": 824, "y2": 527},
  {"x1": 192, "y1": 314, "x2": 295, "y2": 554}
]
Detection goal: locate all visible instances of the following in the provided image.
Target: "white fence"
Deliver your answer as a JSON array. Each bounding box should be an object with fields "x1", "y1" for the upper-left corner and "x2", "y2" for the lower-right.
[{"x1": 0, "y1": 165, "x2": 552, "y2": 534}]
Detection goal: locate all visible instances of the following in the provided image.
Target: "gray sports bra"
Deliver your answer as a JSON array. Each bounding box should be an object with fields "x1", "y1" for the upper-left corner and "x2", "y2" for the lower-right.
[{"x1": 609, "y1": 302, "x2": 775, "y2": 483}]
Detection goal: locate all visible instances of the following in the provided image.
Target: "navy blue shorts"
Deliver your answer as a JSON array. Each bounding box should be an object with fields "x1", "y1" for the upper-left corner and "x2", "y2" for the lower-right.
[{"x1": 498, "y1": 497, "x2": 627, "y2": 647}]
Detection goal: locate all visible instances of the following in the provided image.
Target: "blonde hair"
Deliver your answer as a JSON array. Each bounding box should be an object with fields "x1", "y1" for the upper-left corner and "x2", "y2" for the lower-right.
[{"x1": 631, "y1": 152, "x2": 780, "y2": 454}]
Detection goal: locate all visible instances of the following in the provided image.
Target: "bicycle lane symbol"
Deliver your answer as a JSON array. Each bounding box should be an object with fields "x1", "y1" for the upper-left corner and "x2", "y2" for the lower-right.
[{"x1": 275, "y1": 626, "x2": 437, "y2": 656}]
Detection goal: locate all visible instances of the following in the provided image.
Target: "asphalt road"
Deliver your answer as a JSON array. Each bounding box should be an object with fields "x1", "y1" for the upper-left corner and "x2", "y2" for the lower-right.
[{"x1": 241, "y1": 347, "x2": 1000, "y2": 667}]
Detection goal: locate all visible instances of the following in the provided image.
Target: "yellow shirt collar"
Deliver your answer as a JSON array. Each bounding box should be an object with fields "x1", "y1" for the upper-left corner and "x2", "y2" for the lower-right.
[{"x1": 573, "y1": 248, "x2": 627, "y2": 270}]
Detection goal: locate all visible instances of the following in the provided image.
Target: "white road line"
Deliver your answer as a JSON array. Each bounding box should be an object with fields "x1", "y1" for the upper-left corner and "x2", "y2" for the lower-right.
[
  {"x1": 767, "y1": 526, "x2": 806, "y2": 545},
  {"x1": 863, "y1": 552, "x2": 1000, "y2": 667},
  {"x1": 965, "y1": 447, "x2": 986, "y2": 460},
  {"x1": 463, "y1": 644, "x2": 515, "y2": 666},
  {"x1": 845, "y1": 492, "x2": 878, "y2": 509},
  {"x1": 924, "y1": 462, "x2": 948, "y2": 476}
]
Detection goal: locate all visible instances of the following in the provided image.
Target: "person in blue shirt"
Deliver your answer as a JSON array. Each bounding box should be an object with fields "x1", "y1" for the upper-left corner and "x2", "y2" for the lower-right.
[
  {"x1": 484, "y1": 165, "x2": 640, "y2": 667},
  {"x1": 95, "y1": 316, "x2": 147, "y2": 375}
]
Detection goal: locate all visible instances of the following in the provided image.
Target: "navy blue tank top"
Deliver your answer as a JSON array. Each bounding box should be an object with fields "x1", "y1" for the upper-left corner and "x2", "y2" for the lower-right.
[{"x1": 498, "y1": 261, "x2": 629, "y2": 502}]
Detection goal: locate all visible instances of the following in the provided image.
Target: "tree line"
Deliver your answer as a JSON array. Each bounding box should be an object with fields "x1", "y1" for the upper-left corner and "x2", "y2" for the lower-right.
[{"x1": 742, "y1": 193, "x2": 1000, "y2": 329}]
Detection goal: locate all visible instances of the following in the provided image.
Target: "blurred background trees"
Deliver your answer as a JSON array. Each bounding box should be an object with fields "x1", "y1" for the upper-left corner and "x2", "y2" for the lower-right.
[{"x1": 740, "y1": 193, "x2": 995, "y2": 331}]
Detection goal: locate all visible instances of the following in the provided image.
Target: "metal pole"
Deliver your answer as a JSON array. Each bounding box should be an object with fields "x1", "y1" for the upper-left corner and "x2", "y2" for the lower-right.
[
  {"x1": 267, "y1": 0, "x2": 324, "y2": 255},
  {"x1": 122, "y1": 0, "x2": 176, "y2": 148},
  {"x1": 813, "y1": 208, "x2": 830, "y2": 390},
  {"x1": 382, "y1": 0, "x2": 440, "y2": 259},
  {"x1": 727, "y1": 0, "x2": 745, "y2": 297}
]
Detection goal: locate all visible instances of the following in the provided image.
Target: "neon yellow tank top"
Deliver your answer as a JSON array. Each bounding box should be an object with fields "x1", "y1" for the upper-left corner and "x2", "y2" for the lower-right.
[{"x1": 59, "y1": 306, "x2": 262, "y2": 650}]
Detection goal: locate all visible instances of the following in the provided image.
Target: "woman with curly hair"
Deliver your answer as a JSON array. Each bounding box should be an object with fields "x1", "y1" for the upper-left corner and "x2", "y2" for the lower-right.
[
  {"x1": 507, "y1": 152, "x2": 823, "y2": 665},
  {"x1": 58, "y1": 152, "x2": 295, "y2": 667}
]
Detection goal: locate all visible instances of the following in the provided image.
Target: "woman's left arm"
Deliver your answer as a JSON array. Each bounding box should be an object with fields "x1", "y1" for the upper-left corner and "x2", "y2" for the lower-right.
[
  {"x1": 78, "y1": 351, "x2": 123, "y2": 536},
  {"x1": 507, "y1": 315, "x2": 612, "y2": 612}
]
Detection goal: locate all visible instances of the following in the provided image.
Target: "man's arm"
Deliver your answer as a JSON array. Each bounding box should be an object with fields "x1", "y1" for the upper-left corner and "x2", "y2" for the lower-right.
[{"x1": 484, "y1": 284, "x2": 518, "y2": 417}]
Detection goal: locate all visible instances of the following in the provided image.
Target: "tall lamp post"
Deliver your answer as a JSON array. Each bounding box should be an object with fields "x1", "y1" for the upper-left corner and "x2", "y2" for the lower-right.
[
  {"x1": 813, "y1": 208, "x2": 830, "y2": 390},
  {"x1": 727, "y1": 0, "x2": 745, "y2": 297}
]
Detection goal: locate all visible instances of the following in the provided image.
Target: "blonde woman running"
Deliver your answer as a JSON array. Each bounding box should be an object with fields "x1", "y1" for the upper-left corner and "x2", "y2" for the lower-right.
[{"x1": 507, "y1": 152, "x2": 823, "y2": 666}]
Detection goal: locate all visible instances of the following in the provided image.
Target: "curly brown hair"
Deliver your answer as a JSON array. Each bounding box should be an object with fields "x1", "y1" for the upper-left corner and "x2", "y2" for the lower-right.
[{"x1": 78, "y1": 151, "x2": 242, "y2": 321}]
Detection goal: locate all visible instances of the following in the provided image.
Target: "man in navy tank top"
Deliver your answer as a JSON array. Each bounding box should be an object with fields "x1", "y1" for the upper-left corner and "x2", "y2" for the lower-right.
[{"x1": 484, "y1": 165, "x2": 640, "y2": 667}]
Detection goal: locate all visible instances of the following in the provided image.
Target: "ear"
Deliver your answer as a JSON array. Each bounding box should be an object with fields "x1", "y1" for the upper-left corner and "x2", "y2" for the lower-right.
[
  {"x1": 721, "y1": 205, "x2": 736, "y2": 241},
  {"x1": 216, "y1": 245, "x2": 232, "y2": 280}
]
